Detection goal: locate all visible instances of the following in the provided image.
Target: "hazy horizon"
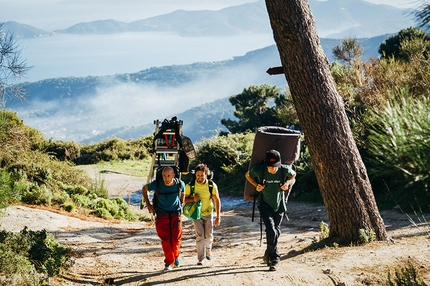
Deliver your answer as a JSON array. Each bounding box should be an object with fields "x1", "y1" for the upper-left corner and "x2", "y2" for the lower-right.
[
  {"x1": 17, "y1": 32, "x2": 276, "y2": 83},
  {"x1": 1, "y1": 0, "x2": 417, "y2": 32}
]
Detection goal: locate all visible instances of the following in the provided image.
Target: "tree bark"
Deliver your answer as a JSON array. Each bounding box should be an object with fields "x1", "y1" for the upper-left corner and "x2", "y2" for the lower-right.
[{"x1": 265, "y1": 0, "x2": 388, "y2": 243}]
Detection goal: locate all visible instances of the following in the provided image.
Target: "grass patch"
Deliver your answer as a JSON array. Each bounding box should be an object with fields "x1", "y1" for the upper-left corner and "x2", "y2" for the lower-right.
[{"x1": 81, "y1": 159, "x2": 151, "y2": 178}]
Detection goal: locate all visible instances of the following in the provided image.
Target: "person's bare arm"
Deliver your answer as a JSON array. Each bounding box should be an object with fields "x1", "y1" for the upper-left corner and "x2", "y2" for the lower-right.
[
  {"x1": 142, "y1": 184, "x2": 155, "y2": 214},
  {"x1": 245, "y1": 171, "x2": 265, "y2": 192},
  {"x1": 212, "y1": 192, "x2": 221, "y2": 227}
]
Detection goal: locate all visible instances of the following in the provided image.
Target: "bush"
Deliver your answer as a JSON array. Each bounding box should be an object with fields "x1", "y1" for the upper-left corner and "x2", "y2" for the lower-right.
[
  {"x1": 51, "y1": 190, "x2": 70, "y2": 205},
  {"x1": 76, "y1": 136, "x2": 152, "y2": 164},
  {"x1": 0, "y1": 169, "x2": 13, "y2": 207},
  {"x1": 92, "y1": 197, "x2": 138, "y2": 221},
  {"x1": 42, "y1": 140, "x2": 81, "y2": 161},
  {"x1": 192, "y1": 132, "x2": 255, "y2": 195},
  {"x1": 0, "y1": 227, "x2": 73, "y2": 282},
  {"x1": 364, "y1": 94, "x2": 430, "y2": 210},
  {"x1": 21, "y1": 183, "x2": 52, "y2": 206},
  {"x1": 72, "y1": 194, "x2": 95, "y2": 208},
  {"x1": 386, "y1": 260, "x2": 428, "y2": 286}
]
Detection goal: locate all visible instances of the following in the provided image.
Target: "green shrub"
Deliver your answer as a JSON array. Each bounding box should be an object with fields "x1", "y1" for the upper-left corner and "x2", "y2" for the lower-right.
[
  {"x1": 72, "y1": 194, "x2": 95, "y2": 208},
  {"x1": 0, "y1": 245, "x2": 42, "y2": 286},
  {"x1": 386, "y1": 260, "x2": 428, "y2": 286},
  {"x1": 192, "y1": 132, "x2": 254, "y2": 195},
  {"x1": 21, "y1": 183, "x2": 52, "y2": 206},
  {"x1": 51, "y1": 190, "x2": 70, "y2": 205},
  {"x1": 61, "y1": 202, "x2": 76, "y2": 212},
  {"x1": 0, "y1": 227, "x2": 73, "y2": 280},
  {"x1": 0, "y1": 169, "x2": 13, "y2": 207},
  {"x1": 88, "y1": 173, "x2": 108, "y2": 199},
  {"x1": 12, "y1": 180, "x2": 29, "y2": 202},
  {"x1": 92, "y1": 197, "x2": 137, "y2": 221},
  {"x1": 77, "y1": 136, "x2": 151, "y2": 164},
  {"x1": 92, "y1": 207, "x2": 114, "y2": 220},
  {"x1": 60, "y1": 183, "x2": 89, "y2": 196},
  {"x1": 364, "y1": 94, "x2": 430, "y2": 210},
  {"x1": 111, "y1": 197, "x2": 138, "y2": 221},
  {"x1": 42, "y1": 140, "x2": 81, "y2": 161},
  {"x1": 358, "y1": 228, "x2": 376, "y2": 244}
]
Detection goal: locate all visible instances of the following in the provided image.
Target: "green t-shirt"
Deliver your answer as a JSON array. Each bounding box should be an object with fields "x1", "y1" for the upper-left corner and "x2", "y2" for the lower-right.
[{"x1": 249, "y1": 164, "x2": 295, "y2": 213}]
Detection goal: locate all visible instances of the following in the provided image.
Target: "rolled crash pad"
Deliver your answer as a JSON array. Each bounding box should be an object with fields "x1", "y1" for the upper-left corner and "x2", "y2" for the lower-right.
[{"x1": 244, "y1": 126, "x2": 301, "y2": 202}]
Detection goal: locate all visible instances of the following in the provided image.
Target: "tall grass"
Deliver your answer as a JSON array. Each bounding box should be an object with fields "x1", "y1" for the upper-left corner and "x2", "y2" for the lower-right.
[{"x1": 364, "y1": 93, "x2": 430, "y2": 210}]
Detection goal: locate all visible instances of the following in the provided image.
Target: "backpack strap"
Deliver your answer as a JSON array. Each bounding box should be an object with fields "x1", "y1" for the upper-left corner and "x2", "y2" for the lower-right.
[
  {"x1": 155, "y1": 178, "x2": 182, "y2": 200},
  {"x1": 190, "y1": 179, "x2": 214, "y2": 198},
  {"x1": 208, "y1": 180, "x2": 214, "y2": 199}
]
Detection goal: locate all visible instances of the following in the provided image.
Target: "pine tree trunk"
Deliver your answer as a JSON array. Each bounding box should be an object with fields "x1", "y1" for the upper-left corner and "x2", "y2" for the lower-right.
[{"x1": 265, "y1": 0, "x2": 388, "y2": 243}]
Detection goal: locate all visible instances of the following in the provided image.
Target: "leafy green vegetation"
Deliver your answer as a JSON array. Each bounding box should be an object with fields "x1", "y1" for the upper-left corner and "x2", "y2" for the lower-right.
[
  {"x1": 187, "y1": 132, "x2": 255, "y2": 195},
  {"x1": 0, "y1": 227, "x2": 73, "y2": 285},
  {"x1": 364, "y1": 95, "x2": 430, "y2": 210},
  {"x1": 0, "y1": 110, "x2": 140, "y2": 221},
  {"x1": 330, "y1": 28, "x2": 430, "y2": 211},
  {"x1": 386, "y1": 260, "x2": 428, "y2": 286},
  {"x1": 220, "y1": 84, "x2": 298, "y2": 134}
]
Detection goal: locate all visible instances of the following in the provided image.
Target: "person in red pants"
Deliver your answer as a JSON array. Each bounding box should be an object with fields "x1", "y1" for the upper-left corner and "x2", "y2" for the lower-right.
[{"x1": 142, "y1": 166, "x2": 185, "y2": 270}]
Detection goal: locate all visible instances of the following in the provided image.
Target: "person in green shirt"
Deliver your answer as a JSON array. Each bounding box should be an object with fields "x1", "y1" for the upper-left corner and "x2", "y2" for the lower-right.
[{"x1": 245, "y1": 149, "x2": 296, "y2": 271}]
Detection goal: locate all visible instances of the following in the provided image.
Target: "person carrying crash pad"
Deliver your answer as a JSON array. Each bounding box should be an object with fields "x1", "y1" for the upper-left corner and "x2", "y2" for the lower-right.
[{"x1": 245, "y1": 149, "x2": 296, "y2": 271}]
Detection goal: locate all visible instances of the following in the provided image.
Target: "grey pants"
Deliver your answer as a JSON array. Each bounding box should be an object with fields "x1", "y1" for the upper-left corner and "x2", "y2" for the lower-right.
[{"x1": 192, "y1": 213, "x2": 214, "y2": 261}]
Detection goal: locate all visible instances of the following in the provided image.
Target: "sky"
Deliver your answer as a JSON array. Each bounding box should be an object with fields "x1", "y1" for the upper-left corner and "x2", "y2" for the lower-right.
[{"x1": 0, "y1": 0, "x2": 419, "y2": 31}]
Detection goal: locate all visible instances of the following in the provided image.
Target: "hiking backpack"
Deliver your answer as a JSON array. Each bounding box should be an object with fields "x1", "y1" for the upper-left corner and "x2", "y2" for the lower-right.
[
  {"x1": 188, "y1": 169, "x2": 215, "y2": 199},
  {"x1": 152, "y1": 166, "x2": 183, "y2": 215}
]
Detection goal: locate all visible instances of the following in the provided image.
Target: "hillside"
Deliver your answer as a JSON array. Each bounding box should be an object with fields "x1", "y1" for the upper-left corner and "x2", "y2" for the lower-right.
[
  {"x1": 53, "y1": 0, "x2": 415, "y2": 38},
  {"x1": 9, "y1": 36, "x2": 386, "y2": 144},
  {"x1": 2, "y1": 21, "x2": 52, "y2": 38},
  {"x1": 4, "y1": 0, "x2": 414, "y2": 39}
]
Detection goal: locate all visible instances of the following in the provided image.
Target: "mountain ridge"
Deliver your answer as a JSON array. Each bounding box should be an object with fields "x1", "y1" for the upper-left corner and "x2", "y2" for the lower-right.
[
  {"x1": 10, "y1": 35, "x2": 388, "y2": 144},
  {"x1": 3, "y1": 0, "x2": 414, "y2": 39}
]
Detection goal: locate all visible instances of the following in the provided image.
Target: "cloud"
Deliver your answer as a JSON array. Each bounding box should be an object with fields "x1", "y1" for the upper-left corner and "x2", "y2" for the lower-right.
[{"x1": 17, "y1": 62, "x2": 269, "y2": 142}]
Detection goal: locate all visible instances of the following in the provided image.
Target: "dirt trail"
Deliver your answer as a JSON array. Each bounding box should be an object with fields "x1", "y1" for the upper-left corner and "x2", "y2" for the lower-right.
[{"x1": 1, "y1": 171, "x2": 429, "y2": 286}]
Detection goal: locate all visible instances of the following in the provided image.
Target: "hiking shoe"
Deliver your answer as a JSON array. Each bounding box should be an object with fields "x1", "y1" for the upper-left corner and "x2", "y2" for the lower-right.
[
  {"x1": 174, "y1": 259, "x2": 180, "y2": 268},
  {"x1": 164, "y1": 264, "x2": 173, "y2": 271},
  {"x1": 206, "y1": 255, "x2": 211, "y2": 260},
  {"x1": 263, "y1": 256, "x2": 270, "y2": 266},
  {"x1": 197, "y1": 260, "x2": 203, "y2": 266},
  {"x1": 269, "y1": 265, "x2": 277, "y2": 271}
]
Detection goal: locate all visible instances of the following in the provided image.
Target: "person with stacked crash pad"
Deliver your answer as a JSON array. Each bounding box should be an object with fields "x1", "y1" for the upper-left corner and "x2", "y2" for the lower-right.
[{"x1": 245, "y1": 149, "x2": 296, "y2": 271}]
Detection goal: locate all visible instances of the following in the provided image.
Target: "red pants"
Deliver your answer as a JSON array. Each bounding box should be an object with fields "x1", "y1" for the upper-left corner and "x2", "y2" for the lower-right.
[{"x1": 155, "y1": 212, "x2": 182, "y2": 265}]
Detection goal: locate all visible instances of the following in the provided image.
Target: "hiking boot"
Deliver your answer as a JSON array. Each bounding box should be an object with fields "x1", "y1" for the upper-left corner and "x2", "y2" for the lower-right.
[
  {"x1": 164, "y1": 264, "x2": 173, "y2": 271},
  {"x1": 174, "y1": 259, "x2": 180, "y2": 268},
  {"x1": 269, "y1": 265, "x2": 277, "y2": 271},
  {"x1": 268, "y1": 259, "x2": 279, "y2": 271}
]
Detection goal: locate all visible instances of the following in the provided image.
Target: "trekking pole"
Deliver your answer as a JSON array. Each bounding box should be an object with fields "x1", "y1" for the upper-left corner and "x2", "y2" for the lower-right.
[{"x1": 252, "y1": 194, "x2": 256, "y2": 222}]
